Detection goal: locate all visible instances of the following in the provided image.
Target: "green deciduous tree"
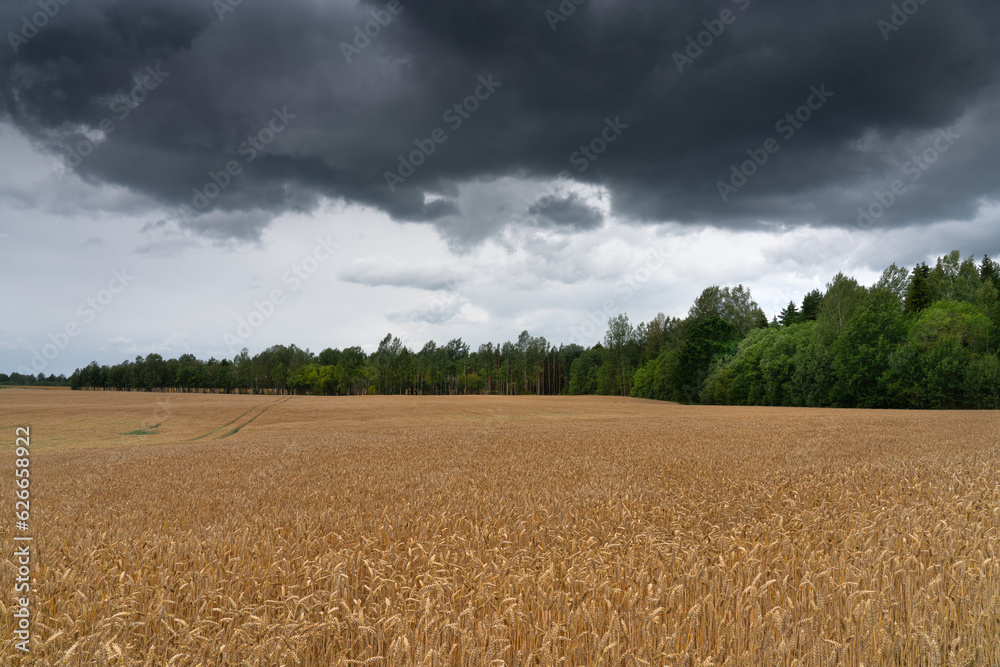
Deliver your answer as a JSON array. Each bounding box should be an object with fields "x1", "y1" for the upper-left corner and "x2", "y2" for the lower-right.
[
  {"x1": 874, "y1": 264, "x2": 909, "y2": 304},
  {"x1": 886, "y1": 301, "x2": 995, "y2": 408},
  {"x1": 689, "y1": 285, "x2": 766, "y2": 338},
  {"x1": 830, "y1": 287, "x2": 907, "y2": 408},
  {"x1": 676, "y1": 316, "x2": 736, "y2": 402},
  {"x1": 604, "y1": 314, "x2": 636, "y2": 396}
]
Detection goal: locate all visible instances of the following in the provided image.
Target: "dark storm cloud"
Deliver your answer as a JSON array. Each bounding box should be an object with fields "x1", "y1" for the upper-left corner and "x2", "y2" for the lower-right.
[
  {"x1": 528, "y1": 193, "x2": 603, "y2": 230},
  {"x1": 2, "y1": 0, "x2": 999, "y2": 244}
]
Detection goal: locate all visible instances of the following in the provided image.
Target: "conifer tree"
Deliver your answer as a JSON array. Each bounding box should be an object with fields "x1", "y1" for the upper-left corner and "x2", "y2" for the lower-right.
[{"x1": 905, "y1": 262, "x2": 932, "y2": 313}]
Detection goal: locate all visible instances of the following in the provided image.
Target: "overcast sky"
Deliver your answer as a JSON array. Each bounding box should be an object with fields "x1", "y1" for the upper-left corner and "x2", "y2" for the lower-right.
[{"x1": 2, "y1": 0, "x2": 999, "y2": 376}]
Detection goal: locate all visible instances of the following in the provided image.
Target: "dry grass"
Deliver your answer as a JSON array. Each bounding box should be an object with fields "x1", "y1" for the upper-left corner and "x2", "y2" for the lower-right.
[{"x1": 1, "y1": 388, "x2": 999, "y2": 665}]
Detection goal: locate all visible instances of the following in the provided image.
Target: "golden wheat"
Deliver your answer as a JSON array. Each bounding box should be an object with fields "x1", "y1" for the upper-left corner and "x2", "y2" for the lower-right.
[{"x1": 1, "y1": 389, "x2": 998, "y2": 665}]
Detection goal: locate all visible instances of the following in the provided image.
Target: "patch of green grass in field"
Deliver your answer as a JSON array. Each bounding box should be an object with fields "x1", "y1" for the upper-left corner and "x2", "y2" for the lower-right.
[{"x1": 123, "y1": 423, "x2": 162, "y2": 436}]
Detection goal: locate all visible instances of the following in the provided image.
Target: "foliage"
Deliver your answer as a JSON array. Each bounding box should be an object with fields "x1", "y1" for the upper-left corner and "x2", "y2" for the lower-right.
[{"x1": 62, "y1": 249, "x2": 1000, "y2": 409}]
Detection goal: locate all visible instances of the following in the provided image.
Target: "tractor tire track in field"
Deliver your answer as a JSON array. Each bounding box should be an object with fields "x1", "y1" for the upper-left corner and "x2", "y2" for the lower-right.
[
  {"x1": 220, "y1": 396, "x2": 292, "y2": 439},
  {"x1": 188, "y1": 396, "x2": 291, "y2": 441}
]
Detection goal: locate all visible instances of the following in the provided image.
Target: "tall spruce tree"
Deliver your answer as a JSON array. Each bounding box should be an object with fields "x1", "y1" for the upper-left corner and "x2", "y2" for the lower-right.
[
  {"x1": 779, "y1": 301, "x2": 799, "y2": 326},
  {"x1": 980, "y1": 255, "x2": 998, "y2": 285},
  {"x1": 799, "y1": 289, "x2": 823, "y2": 322},
  {"x1": 905, "y1": 262, "x2": 932, "y2": 313}
]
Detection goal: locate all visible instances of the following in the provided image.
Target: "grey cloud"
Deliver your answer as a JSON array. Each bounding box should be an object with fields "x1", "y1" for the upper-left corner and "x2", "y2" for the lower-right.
[
  {"x1": 386, "y1": 296, "x2": 465, "y2": 325},
  {"x1": 528, "y1": 193, "x2": 603, "y2": 230},
  {"x1": 339, "y1": 260, "x2": 463, "y2": 291},
  {"x1": 2, "y1": 0, "x2": 999, "y2": 246}
]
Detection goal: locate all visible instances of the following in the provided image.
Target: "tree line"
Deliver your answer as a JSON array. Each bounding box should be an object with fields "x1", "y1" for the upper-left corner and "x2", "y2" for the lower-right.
[
  {"x1": 688, "y1": 252, "x2": 1000, "y2": 409},
  {"x1": 67, "y1": 333, "x2": 584, "y2": 397},
  {"x1": 0, "y1": 372, "x2": 69, "y2": 387},
  {"x1": 65, "y1": 250, "x2": 1000, "y2": 409}
]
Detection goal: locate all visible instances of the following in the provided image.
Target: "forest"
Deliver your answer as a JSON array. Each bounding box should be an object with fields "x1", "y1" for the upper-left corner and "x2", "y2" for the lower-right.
[
  {"x1": 63, "y1": 250, "x2": 1000, "y2": 409},
  {"x1": 0, "y1": 371, "x2": 69, "y2": 387}
]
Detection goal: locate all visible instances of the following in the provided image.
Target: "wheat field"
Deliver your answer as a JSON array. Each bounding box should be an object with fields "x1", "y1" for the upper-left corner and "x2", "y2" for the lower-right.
[{"x1": 1, "y1": 388, "x2": 998, "y2": 665}]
